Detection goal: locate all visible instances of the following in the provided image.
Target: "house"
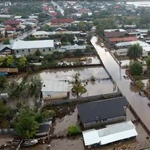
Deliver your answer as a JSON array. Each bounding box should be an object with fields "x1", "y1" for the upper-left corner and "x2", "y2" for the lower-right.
[
  {"x1": 104, "y1": 30, "x2": 127, "y2": 38},
  {"x1": 3, "y1": 20, "x2": 22, "y2": 27},
  {"x1": 109, "y1": 36, "x2": 138, "y2": 44},
  {"x1": 41, "y1": 80, "x2": 69, "y2": 100},
  {"x1": 82, "y1": 121, "x2": 138, "y2": 147},
  {"x1": 32, "y1": 31, "x2": 49, "y2": 38},
  {"x1": 0, "y1": 15, "x2": 13, "y2": 18},
  {"x1": 115, "y1": 40, "x2": 150, "y2": 53},
  {"x1": 58, "y1": 44, "x2": 86, "y2": 52},
  {"x1": 77, "y1": 9, "x2": 92, "y2": 16},
  {"x1": 51, "y1": 18, "x2": 74, "y2": 25},
  {"x1": 0, "y1": 68, "x2": 18, "y2": 76},
  {"x1": 5, "y1": 26, "x2": 16, "y2": 34},
  {"x1": 12, "y1": 40, "x2": 54, "y2": 56},
  {"x1": 0, "y1": 45, "x2": 12, "y2": 55},
  {"x1": 77, "y1": 97, "x2": 129, "y2": 129}
]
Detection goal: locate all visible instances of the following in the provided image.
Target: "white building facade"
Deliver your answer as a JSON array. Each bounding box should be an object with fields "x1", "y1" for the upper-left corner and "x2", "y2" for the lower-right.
[{"x1": 12, "y1": 40, "x2": 54, "y2": 56}]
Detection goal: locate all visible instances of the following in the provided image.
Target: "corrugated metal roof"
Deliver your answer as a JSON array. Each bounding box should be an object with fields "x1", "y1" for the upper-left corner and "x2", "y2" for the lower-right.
[
  {"x1": 12, "y1": 40, "x2": 54, "y2": 49},
  {"x1": 41, "y1": 80, "x2": 69, "y2": 92},
  {"x1": 82, "y1": 121, "x2": 138, "y2": 146}
]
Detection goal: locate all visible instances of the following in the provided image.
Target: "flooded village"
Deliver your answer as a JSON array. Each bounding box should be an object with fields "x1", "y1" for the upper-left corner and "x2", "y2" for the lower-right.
[{"x1": 1, "y1": 1, "x2": 150, "y2": 150}]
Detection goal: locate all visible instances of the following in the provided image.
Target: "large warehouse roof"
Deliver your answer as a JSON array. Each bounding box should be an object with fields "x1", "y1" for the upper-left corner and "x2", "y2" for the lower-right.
[{"x1": 12, "y1": 40, "x2": 54, "y2": 49}]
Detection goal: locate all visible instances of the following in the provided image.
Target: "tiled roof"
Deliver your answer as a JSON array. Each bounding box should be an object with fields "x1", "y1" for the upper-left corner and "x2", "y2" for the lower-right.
[
  {"x1": 51, "y1": 18, "x2": 74, "y2": 24},
  {"x1": 4, "y1": 20, "x2": 22, "y2": 25},
  {"x1": 104, "y1": 31, "x2": 126, "y2": 38},
  {"x1": 77, "y1": 97, "x2": 128, "y2": 124},
  {"x1": 109, "y1": 36, "x2": 138, "y2": 42}
]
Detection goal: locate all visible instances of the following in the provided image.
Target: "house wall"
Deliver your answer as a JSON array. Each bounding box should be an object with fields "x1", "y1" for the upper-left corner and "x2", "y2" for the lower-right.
[
  {"x1": 14, "y1": 47, "x2": 54, "y2": 56},
  {"x1": 83, "y1": 115, "x2": 126, "y2": 129},
  {"x1": 33, "y1": 35, "x2": 49, "y2": 38},
  {"x1": 42, "y1": 91, "x2": 68, "y2": 100}
]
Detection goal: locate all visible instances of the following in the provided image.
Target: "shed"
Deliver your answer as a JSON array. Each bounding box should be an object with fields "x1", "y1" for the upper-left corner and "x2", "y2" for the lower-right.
[
  {"x1": 41, "y1": 80, "x2": 69, "y2": 100},
  {"x1": 82, "y1": 121, "x2": 138, "y2": 146}
]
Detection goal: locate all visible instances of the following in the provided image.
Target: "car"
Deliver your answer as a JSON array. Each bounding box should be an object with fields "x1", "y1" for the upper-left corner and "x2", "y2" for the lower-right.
[
  {"x1": 101, "y1": 43, "x2": 104, "y2": 47},
  {"x1": 139, "y1": 91, "x2": 145, "y2": 97},
  {"x1": 123, "y1": 75, "x2": 129, "y2": 80}
]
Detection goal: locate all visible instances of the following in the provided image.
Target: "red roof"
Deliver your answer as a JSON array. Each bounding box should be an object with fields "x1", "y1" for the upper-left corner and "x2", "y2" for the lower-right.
[
  {"x1": 109, "y1": 37, "x2": 138, "y2": 43},
  {"x1": 51, "y1": 18, "x2": 74, "y2": 24},
  {"x1": 78, "y1": 9, "x2": 91, "y2": 13},
  {"x1": 4, "y1": 20, "x2": 22, "y2": 25},
  {"x1": 5, "y1": 27, "x2": 16, "y2": 31}
]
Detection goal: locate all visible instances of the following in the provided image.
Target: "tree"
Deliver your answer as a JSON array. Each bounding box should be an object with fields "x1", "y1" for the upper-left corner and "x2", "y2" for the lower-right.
[
  {"x1": 18, "y1": 57, "x2": 27, "y2": 70},
  {"x1": 136, "y1": 80, "x2": 145, "y2": 90},
  {"x1": 34, "y1": 50, "x2": 42, "y2": 56},
  {"x1": 0, "y1": 56, "x2": 5, "y2": 66},
  {"x1": 15, "y1": 107, "x2": 39, "y2": 139},
  {"x1": 61, "y1": 34, "x2": 68, "y2": 44},
  {"x1": 127, "y1": 43, "x2": 143, "y2": 60},
  {"x1": 0, "y1": 75, "x2": 7, "y2": 88},
  {"x1": 4, "y1": 31, "x2": 8, "y2": 38},
  {"x1": 0, "y1": 100, "x2": 7, "y2": 125},
  {"x1": 71, "y1": 73, "x2": 87, "y2": 97},
  {"x1": 129, "y1": 61, "x2": 142, "y2": 76},
  {"x1": 6, "y1": 55, "x2": 14, "y2": 67},
  {"x1": 147, "y1": 56, "x2": 150, "y2": 75},
  {"x1": 3, "y1": 39, "x2": 10, "y2": 44}
]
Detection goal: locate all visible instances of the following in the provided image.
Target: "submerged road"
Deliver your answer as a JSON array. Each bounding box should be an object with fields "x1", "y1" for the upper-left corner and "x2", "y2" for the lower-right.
[{"x1": 91, "y1": 36, "x2": 150, "y2": 132}]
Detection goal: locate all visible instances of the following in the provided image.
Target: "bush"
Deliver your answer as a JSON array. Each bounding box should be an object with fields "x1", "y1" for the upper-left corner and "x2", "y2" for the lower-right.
[{"x1": 68, "y1": 125, "x2": 81, "y2": 136}]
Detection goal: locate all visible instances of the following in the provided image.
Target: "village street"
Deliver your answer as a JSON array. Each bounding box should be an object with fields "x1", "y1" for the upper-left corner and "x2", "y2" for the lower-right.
[{"x1": 91, "y1": 36, "x2": 150, "y2": 133}]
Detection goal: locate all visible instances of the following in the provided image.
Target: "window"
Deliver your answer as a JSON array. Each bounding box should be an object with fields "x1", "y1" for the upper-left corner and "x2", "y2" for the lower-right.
[
  {"x1": 49, "y1": 48, "x2": 51, "y2": 51},
  {"x1": 16, "y1": 50, "x2": 19, "y2": 53},
  {"x1": 43, "y1": 49, "x2": 45, "y2": 52},
  {"x1": 28, "y1": 49, "x2": 30, "y2": 52},
  {"x1": 22, "y1": 50, "x2": 24, "y2": 52}
]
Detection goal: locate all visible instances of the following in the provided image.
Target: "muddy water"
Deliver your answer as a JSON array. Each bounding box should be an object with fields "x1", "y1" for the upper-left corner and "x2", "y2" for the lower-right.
[
  {"x1": 53, "y1": 108, "x2": 78, "y2": 136},
  {"x1": 39, "y1": 67, "x2": 115, "y2": 97},
  {"x1": 63, "y1": 56, "x2": 101, "y2": 65}
]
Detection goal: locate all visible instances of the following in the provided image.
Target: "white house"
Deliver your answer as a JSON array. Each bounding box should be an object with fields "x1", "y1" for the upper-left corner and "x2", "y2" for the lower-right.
[
  {"x1": 12, "y1": 40, "x2": 54, "y2": 56},
  {"x1": 59, "y1": 44, "x2": 86, "y2": 52},
  {"x1": 41, "y1": 80, "x2": 69, "y2": 100},
  {"x1": 32, "y1": 31, "x2": 49, "y2": 38}
]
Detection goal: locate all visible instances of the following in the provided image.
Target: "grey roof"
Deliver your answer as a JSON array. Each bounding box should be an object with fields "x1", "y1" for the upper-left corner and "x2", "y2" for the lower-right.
[{"x1": 77, "y1": 97, "x2": 128, "y2": 124}]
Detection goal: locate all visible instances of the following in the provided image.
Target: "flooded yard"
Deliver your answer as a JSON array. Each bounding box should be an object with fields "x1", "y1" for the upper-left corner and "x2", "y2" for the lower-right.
[
  {"x1": 53, "y1": 108, "x2": 78, "y2": 137},
  {"x1": 50, "y1": 137, "x2": 84, "y2": 150},
  {"x1": 60, "y1": 56, "x2": 101, "y2": 65},
  {"x1": 39, "y1": 67, "x2": 116, "y2": 97}
]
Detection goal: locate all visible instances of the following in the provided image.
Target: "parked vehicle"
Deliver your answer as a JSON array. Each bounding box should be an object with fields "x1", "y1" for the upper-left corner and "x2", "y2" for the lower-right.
[
  {"x1": 123, "y1": 75, "x2": 129, "y2": 80},
  {"x1": 22, "y1": 139, "x2": 38, "y2": 147},
  {"x1": 101, "y1": 43, "x2": 104, "y2": 47},
  {"x1": 138, "y1": 91, "x2": 145, "y2": 97}
]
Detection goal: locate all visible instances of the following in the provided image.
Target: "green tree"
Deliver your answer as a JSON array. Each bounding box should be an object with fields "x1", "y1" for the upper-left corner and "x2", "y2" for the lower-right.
[
  {"x1": 3, "y1": 39, "x2": 10, "y2": 44},
  {"x1": 147, "y1": 56, "x2": 150, "y2": 75},
  {"x1": 127, "y1": 43, "x2": 143, "y2": 60},
  {"x1": 18, "y1": 57, "x2": 27, "y2": 70},
  {"x1": 136, "y1": 80, "x2": 145, "y2": 90},
  {"x1": 129, "y1": 61, "x2": 142, "y2": 76},
  {"x1": 15, "y1": 107, "x2": 39, "y2": 139},
  {"x1": 0, "y1": 75, "x2": 7, "y2": 88},
  {"x1": 0, "y1": 56, "x2": 5, "y2": 66},
  {"x1": 0, "y1": 100, "x2": 7, "y2": 125},
  {"x1": 71, "y1": 73, "x2": 87, "y2": 97},
  {"x1": 68, "y1": 125, "x2": 81, "y2": 136},
  {"x1": 61, "y1": 34, "x2": 68, "y2": 44},
  {"x1": 34, "y1": 50, "x2": 42, "y2": 56},
  {"x1": 6, "y1": 55, "x2": 14, "y2": 67},
  {"x1": 4, "y1": 31, "x2": 8, "y2": 38}
]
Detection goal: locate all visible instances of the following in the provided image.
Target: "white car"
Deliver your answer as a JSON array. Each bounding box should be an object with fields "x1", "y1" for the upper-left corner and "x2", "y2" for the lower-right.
[{"x1": 101, "y1": 43, "x2": 104, "y2": 47}]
